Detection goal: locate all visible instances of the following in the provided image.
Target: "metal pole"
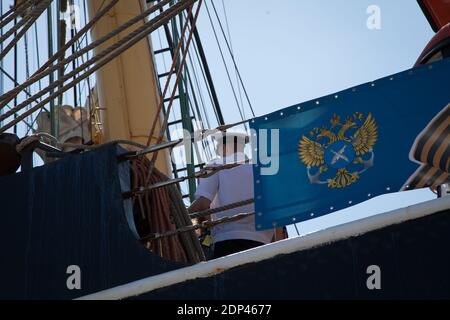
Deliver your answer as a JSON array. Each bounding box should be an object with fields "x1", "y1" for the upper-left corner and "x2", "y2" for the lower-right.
[
  {"x1": 174, "y1": 12, "x2": 197, "y2": 202},
  {"x1": 13, "y1": 17, "x2": 17, "y2": 135},
  {"x1": 47, "y1": 3, "x2": 56, "y2": 137},
  {"x1": 189, "y1": 15, "x2": 224, "y2": 126},
  {"x1": 0, "y1": 0, "x2": 3, "y2": 128}
]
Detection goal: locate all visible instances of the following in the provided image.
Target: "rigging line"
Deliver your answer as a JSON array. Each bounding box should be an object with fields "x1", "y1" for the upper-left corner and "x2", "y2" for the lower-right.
[
  {"x1": 0, "y1": 0, "x2": 172, "y2": 113},
  {"x1": 33, "y1": 20, "x2": 42, "y2": 92},
  {"x1": 13, "y1": 16, "x2": 17, "y2": 135},
  {"x1": 179, "y1": 35, "x2": 205, "y2": 134},
  {"x1": 293, "y1": 223, "x2": 300, "y2": 236},
  {"x1": 0, "y1": 61, "x2": 48, "y2": 134},
  {"x1": 156, "y1": 28, "x2": 168, "y2": 75},
  {"x1": 0, "y1": 0, "x2": 39, "y2": 40},
  {"x1": 0, "y1": 0, "x2": 198, "y2": 133},
  {"x1": 0, "y1": 0, "x2": 31, "y2": 21},
  {"x1": 0, "y1": 0, "x2": 117, "y2": 110},
  {"x1": 143, "y1": 0, "x2": 202, "y2": 191},
  {"x1": 4, "y1": 104, "x2": 34, "y2": 130},
  {"x1": 187, "y1": 48, "x2": 211, "y2": 132},
  {"x1": 0, "y1": 0, "x2": 181, "y2": 120},
  {"x1": 141, "y1": 212, "x2": 254, "y2": 241},
  {"x1": 188, "y1": 13, "x2": 225, "y2": 127},
  {"x1": 171, "y1": 17, "x2": 213, "y2": 161},
  {"x1": 0, "y1": 66, "x2": 43, "y2": 105},
  {"x1": 47, "y1": 0, "x2": 56, "y2": 137},
  {"x1": 188, "y1": 26, "x2": 219, "y2": 126},
  {"x1": 182, "y1": 11, "x2": 214, "y2": 129},
  {"x1": 0, "y1": 0, "x2": 38, "y2": 30},
  {"x1": 184, "y1": 40, "x2": 215, "y2": 161},
  {"x1": 62, "y1": 0, "x2": 107, "y2": 74},
  {"x1": 0, "y1": 0, "x2": 3, "y2": 127},
  {"x1": 25, "y1": 20, "x2": 48, "y2": 136},
  {"x1": 183, "y1": 71, "x2": 211, "y2": 164},
  {"x1": 146, "y1": 1, "x2": 196, "y2": 145},
  {"x1": 204, "y1": 1, "x2": 247, "y2": 129},
  {"x1": 0, "y1": 0, "x2": 51, "y2": 60},
  {"x1": 70, "y1": 0, "x2": 84, "y2": 142},
  {"x1": 173, "y1": 8, "x2": 220, "y2": 127},
  {"x1": 81, "y1": 0, "x2": 94, "y2": 129},
  {"x1": 82, "y1": 0, "x2": 93, "y2": 107},
  {"x1": 219, "y1": 0, "x2": 244, "y2": 114},
  {"x1": 209, "y1": 0, "x2": 255, "y2": 118},
  {"x1": 155, "y1": 27, "x2": 177, "y2": 125},
  {"x1": 24, "y1": 31, "x2": 32, "y2": 123}
]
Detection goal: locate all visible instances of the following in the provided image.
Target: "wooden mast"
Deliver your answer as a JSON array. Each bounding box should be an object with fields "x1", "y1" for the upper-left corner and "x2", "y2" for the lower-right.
[{"x1": 87, "y1": 0, "x2": 171, "y2": 175}]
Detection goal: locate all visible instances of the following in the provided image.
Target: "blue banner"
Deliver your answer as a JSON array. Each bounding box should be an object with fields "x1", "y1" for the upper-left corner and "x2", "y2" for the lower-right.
[{"x1": 251, "y1": 59, "x2": 450, "y2": 230}]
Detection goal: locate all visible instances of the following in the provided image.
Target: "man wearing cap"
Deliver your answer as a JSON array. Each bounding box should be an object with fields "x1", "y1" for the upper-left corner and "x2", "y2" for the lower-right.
[{"x1": 188, "y1": 131, "x2": 281, "y2": 259}]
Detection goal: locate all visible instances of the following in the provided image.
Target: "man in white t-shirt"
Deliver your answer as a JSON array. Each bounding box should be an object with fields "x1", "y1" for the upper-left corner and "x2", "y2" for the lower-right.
[{"x1": 188, "y1": 131, "x2": 278, "y2": 259}]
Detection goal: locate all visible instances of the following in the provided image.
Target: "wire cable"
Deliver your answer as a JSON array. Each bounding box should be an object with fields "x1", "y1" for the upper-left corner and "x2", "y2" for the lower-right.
[{"x1": 209, "y1": 0, "x2": 255, "y2": 117}]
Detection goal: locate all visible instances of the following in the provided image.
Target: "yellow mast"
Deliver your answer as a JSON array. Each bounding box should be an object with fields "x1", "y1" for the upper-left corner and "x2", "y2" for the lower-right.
[{"x1": 87, "y1": 0, "x2": 171, "y2": 175}]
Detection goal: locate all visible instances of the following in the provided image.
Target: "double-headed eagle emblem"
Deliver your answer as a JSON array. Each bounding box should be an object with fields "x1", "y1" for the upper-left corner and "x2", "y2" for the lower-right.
[{"x1": 298, "y1": 112, "x2": 378, "y2": 188}]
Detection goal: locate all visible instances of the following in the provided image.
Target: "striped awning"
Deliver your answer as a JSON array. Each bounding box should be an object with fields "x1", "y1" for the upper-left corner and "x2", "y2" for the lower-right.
[{"x1": 403, "y1": 103, "x2": 450, "y2": 191}]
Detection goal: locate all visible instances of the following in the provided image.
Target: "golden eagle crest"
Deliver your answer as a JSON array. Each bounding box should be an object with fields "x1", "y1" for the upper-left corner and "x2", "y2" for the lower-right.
[{"x1": 298, "y1": 112, "x2": 378, "y2": 188}]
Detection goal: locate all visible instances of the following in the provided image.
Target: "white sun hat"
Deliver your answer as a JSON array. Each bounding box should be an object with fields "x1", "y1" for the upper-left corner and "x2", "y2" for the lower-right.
[{"x1": 212, "y1": 130, "x2": 250, "y2": 146}]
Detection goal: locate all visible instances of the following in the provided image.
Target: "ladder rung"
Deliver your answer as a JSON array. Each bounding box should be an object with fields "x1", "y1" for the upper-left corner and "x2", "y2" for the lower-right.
[
  {"x1": 174, "y1": 163, "x2": 205, "y2": 174},
  {"x1": 168, "y1": 116, "x2": 195, "y2": 127},
  {"x1": 154, "y1": 47, "x2": 172, "y2": 55},
  {"x1": 158, "y1": 71, "x2": 171, "y2": 78},
  {"x1": 164, "y1": 95, "x2": 180, "y2": 103}
]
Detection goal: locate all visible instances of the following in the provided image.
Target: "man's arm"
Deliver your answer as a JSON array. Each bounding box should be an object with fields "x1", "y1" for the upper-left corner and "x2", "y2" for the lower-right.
[
  {"x1": 189, "y1": 164, "x2": 218, "y2": 236},
  {"x1": 188, "y1": 196, "x2": 212, "y2": 236},
  {"x1": 272, "y1": 227, "x2": 288, "y2": 242},
  {"x1": 188, "y1": 196, "x2": 212, "y2": 214}
]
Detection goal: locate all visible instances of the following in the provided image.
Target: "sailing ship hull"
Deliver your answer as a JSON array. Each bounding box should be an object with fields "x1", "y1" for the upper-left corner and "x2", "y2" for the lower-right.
[
  {"x1": 0, "y1": 144, "x2": 183, "y2": 300},
  {"x1": 134, "y1": 204, "x2": 450, "y2": 300},
  {"x1": 1, "y1": 143, "x2": 450, "y2": 299}
]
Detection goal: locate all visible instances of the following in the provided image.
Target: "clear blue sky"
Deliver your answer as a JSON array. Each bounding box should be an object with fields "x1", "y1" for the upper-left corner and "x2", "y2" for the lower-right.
[{"x1": 194, "y1": 0, "x2": 437, "y2": 235}]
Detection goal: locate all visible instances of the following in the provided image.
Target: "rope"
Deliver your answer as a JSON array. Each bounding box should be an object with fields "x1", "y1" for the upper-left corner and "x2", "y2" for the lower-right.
[
  {"x1": 131, "y1": 156, "x2": 205, "y2": 263},
  {"x1": 189, "y1": 198, "x2": 254, "y2": 219},
  {"x1": 146, "y1": 2, "x2": 196, "y2": 146},
  {"x1": 0, "y1": 65, "x2": 42, "y2": 104},
  {"x1": 219, "y1": 0, "x2": 244, "y2": 114},
  {"x1": 0, "y1": 0, "x2": 196, "y2": 133},
  {"x1": 204, "y1": 1, "x2": 246, "y2": 127},
  {"x1": 0, "y1": 0, "x2": 166, "y2": 110},
  {"x1": 0, "y1": 0, "x2": 41, "y2": 44},
  {"x1": 141, "y1": 212, "x2": 255, "y2": 241},
  {"x1": 0, "y1": 0, "x2": 118, "y2": 109},
  {"x1": 126, "y1": 160, "x2": 251, "y2": 198},
  {"x1": 0, "y1": 0, "x2": 37, "y2": 30},
  {"x1": 209, "y1": 0, "x2": 255, "y2": 117},
  {"x1": 16, "y1": 135, "x2": 40, "y2": 153},
  {"x1": 0, "y1": 0, "x2": 182, "y2": 115},
  {"x1": 22, "y1": 132, "x2": 153, "y2": 152},
  {"x1": 142, "y1": 0, "x2": 203, "y2": 193},
  {"x1": 0, "y1": 0, "x2": 51, "y2": 61},
  {"x1": 185, "y1": 15, "x2": 220, "y2": 126}
]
